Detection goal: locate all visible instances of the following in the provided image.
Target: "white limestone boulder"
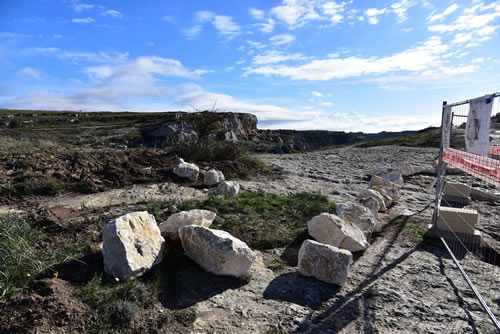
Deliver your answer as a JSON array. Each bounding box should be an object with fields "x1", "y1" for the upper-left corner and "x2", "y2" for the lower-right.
[
  {"x1": 102, "y1": 211, "x2": 164, "y2": 281},
  {"x1": 390, "y1": 162, "x2": 414, "y2": 176},
  {"x1": 173, "y1": 158, "x2": 199, "y2": 182},
  {"x1": 203, "y1": 169, "x2": 225, "y2": 186},
  {"x1": 369, "y1": 174, "x2": 397, "y2": 188},
  {"x1": 298, "y1": 239, "x2": 352, "y2": 286},
  {"x1": 369, "y1": 186, "x2": 394, "y2": 207},
  {"x1": 357, "y1": 189, "x2": 387, "y2": 214},
  {"x1": 159, "y1": 209, "x2": 216, "y2": 241},
  {"x1": 307, "y1": 213, "x2": 369, "y2": 252},
  {"x1": 216, "y1": 181, "x2": 240, "y2": 196},
  {"x1": 378, "y1": 173, "x2": 404, "y2": 186},
  {"x1": 336, "y1": 202, "x2": 381, "y2": 236},
  {"x1": 179, "y1": 225, "x2": 256, "y2": 277}
]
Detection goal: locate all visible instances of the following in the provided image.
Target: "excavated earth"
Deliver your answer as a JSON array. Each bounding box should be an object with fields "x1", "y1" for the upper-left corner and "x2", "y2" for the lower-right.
[{"x1": 1, "y1": 145, "x2": 499, "y2": 333}]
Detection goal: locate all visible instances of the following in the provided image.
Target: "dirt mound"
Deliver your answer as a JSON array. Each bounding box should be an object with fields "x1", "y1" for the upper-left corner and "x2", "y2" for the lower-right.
[{"x1": 0, "y1": 278, "x2": 97, "y2": 333}]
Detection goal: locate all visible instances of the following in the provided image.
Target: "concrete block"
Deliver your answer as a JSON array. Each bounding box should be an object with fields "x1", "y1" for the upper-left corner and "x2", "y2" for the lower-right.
[
  {"x1": 443, "y1": 182, "x2": 471, "y2": 199},
  {"x1": 436, "y1": 205, "x2": 478, "y2": 234}
]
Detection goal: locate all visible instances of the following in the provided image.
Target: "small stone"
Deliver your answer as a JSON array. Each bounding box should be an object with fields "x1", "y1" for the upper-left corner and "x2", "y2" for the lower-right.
[
  {"x1": 298, "y1": 239, "x2": 352, "y2": 286},
  {"x1": 357, "y1": 189, "x2": 387, "y2": 214},
  {"x1": 139, "y1": 167, "x2": 152, "y2": 175}
]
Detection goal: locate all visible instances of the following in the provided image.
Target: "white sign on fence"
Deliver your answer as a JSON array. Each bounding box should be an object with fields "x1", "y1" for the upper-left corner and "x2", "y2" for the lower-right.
[{"x1": 466, "y1": 95, "x2": 493, "y2": 156}]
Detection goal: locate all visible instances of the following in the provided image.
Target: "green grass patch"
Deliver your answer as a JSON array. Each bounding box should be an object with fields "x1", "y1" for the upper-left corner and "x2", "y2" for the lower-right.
[
  {"x1": 391, "y1": 216, "x2": 428, "y2": 243},
  {"x1": 178, "y1": 192, "x2": 336, "y2": 250},
  {"x1": 82, "y1": 275, "x2": 155, "y2": 331},
  {"x1": 11, "y1": 178, "x2": 65, "y2": 196},
  {"x1": 0, "y1": 215, "x2": 92, "y2": 298},
  {"x1": 357, "y1": 131, "x2": 440, "y2": 148}
]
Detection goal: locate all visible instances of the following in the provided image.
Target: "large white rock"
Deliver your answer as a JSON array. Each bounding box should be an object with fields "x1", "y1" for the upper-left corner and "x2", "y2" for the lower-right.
[
  {"x1": 203, "y1": 169, "x2": 225, "y2": 186},
  {"x1": 179, "y1": 225, "x2": 256, "y2": 277},
  {"x1": 357, "y1": 189, "x2": 387, "y2": 214},
  {"x1": 390, "y1": 162, "x2": 414, "y2": 176},
  {"x1": 370, "y1": 175, "x2": 396, "y2": 188},
  {"x1": 307, "y1": 213, "x2": 369, "y2": 252},
  {"x1": 173, "y1": 158, "x2": 199, "y2": 182},
  {"x1": 336, "y1": 202, "x2": 381, "y2": 236},
  {"x1": 216, "y1": 181, "x2": 240, "y2": 196},
  {"x1": 298, "y1": 239, "x2": 352, "y2": 286},
  {"x1": 102, "y1": 211, "x2": 164, "y2": 281},
  {"x1": 159, "y1": 209, "x2": 216, "y2": 241},
  {"x1": 378, "y1": 173, "x2": 404, "y2": 185},
  {"x1": 369, "y1": 186, "x2": 394, "y2": 207}
]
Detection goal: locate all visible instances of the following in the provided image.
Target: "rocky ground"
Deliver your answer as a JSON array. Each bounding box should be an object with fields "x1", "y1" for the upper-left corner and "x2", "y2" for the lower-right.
[{"x1": 1, "y1": 145, "x2": 499, "y2": 333}]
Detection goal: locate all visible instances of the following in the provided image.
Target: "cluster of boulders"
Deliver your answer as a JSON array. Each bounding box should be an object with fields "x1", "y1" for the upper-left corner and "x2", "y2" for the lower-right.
[
  {"x1": 297, "y1": 162, "x2": 416, "y2": 286},
  {"x1": 172, "y1": 158, "x2": 240, "y2": 196},
  {"x1": 102, "y1": 209, "x2": 257, "y2": 280}
]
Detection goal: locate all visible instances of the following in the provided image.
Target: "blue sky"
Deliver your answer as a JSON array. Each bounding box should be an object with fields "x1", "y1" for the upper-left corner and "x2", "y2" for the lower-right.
[{"x1": 0, "y1": 0, "x2": 499, "y2": 132}]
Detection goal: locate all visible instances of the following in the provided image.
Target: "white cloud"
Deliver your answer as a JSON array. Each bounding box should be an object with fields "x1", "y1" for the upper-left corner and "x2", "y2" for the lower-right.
[
  {"x1": 269, "y1": 33, "x2": 295, "y2": 45},
  {"x1": 250, "y1": 8, "x2": 265, "y2": 20},
  {"x1": 18, "y1": 67, "x2": 40, "y2": 79},
  {"x1": 255, "y1": 18, "x2": 275, "y2": 33},
  {"x1": 246, "y1": 36, "x2": 448, "y2": 80},
  {"x1": 212, "y1": 15, "x2": 240, "y2": 38},
  {"x1": 72, "y1": 3, "x2": 95, "y2": 13},
  {"x1": 30, "y1": 47, "x2": 129, "y2": 64},
  {"x1": 319, "y1": 101, "x2": 333, "y2": 106},
  {"x1": 52, "y1": 34, "x2": 63, "y2": 39},
  {"x1": 365, "y1": 8, "x2": 387, "y2": 24},
  {"x1": 428, "y1": 4, "x2": 459, "y2": 23},
  {"x1": 270, "y1": 0, "x2": 321, "y2": 28},
  {"x1": 391, "y1": 0, "x2": 413, "y2": 23},
  {"x1": 161, "y1": 16, "x2": 175, "y2": 23},
  {"x1": 269, "y1": 0, "x2": 347, "y2": 28},
  {"x1": 72, "y1": 17, "x2": 95, "y2": 24},
  {"x1": 184, "y1": 11, "x2": 240, "y2": 39},
  {"x1": 429, "y1": 3, "x2": 500, "y2": 33},
  {"x1": 252, "y1": 50, "x2": 305, "y2": 65},
  {"x1": 312, "y1": 91, "x2": 324, "y2": 97},
  {"x1": 101, "y1": 10, "x2": 123, "y2": 19},
  {"x1": 471, "y1": 57, "x2": 484, "y2": 63}
]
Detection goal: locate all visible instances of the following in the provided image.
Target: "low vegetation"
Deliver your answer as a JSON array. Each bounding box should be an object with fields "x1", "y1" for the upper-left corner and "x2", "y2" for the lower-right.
[
  {"x1": 357, "y1": 129, "x2": 440, "y2": 148},
  {"x1": 82, "y1": 275, "x2": 154, "y2": 331},
  {"x1": 0, "y1": 215, "x2": 91, "y2": 298},
  {"x1": 178, "y1": 192, "x2": 336, "y2": 250}
]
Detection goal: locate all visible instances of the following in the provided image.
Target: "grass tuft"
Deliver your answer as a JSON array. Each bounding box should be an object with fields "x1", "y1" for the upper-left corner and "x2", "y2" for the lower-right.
[{"x1": 178, "y1": 192, "x2": 336, "y2": 250}]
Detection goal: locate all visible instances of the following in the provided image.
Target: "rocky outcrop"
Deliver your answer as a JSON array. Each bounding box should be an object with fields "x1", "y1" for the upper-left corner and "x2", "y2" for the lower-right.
[
  {"x1": 336, "y1": 202, "x2": 381, "y2": 236},
  {"x1": 307, "y1": 213, "x2": 369, "y2": 252},
  {"x1": 102, "y1": 211, "x2": 164, "y2": 281},
  {"x1": 159, "y1": 209, "x2": 216, "y2": 241},
  {"x1": 298, "y1": 239, "x2": 353, "y2": 286},
  {"x1": 203, "y1": 169, "x2": 225, "y2": 186},
  {"x1": 173, "y1": 158, "x2": 199, "y2": 182},
  {"x1": 179, "y1": 225, "x2": 256, "y2": 277},
  {"x1": 216, "y1": 181, "x2": 240, "y2": 196}
]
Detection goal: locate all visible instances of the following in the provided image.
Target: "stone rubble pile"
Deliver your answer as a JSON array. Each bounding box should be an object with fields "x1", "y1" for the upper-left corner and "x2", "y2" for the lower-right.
[{"x1": 298, "y1": 161, "x2": 417, "y2": 286}]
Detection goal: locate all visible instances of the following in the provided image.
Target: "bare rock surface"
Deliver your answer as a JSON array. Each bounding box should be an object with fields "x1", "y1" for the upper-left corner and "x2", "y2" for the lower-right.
[
  {"x1": 103, "y1": 211, "x2": 164, "y2": 280},
  {"x1": 159, "y1": 209, "x2": 216, "y2": 241},
  {"x1": 307, "y1": 213, "x2": 369, "y2": 252},
  {"x1": 298, "y1": 239, "x2": 353, "y2": 286}
]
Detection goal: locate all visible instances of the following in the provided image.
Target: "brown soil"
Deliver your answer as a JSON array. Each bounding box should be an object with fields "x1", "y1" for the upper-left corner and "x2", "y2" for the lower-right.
[{"x1": 0, "y1": 278, "x2": 97, "y2": 333}]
